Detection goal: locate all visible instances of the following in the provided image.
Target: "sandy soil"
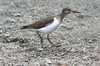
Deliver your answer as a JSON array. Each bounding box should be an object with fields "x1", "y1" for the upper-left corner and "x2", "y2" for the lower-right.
[{"x1": 0, "y1": 0, "x2": 100, "y2": 66}]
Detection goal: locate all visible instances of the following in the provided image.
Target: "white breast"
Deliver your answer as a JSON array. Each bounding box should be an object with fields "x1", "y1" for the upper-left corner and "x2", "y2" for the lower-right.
[{"x1": 39, "y1": 17, "x2": 60, "y2": 34}]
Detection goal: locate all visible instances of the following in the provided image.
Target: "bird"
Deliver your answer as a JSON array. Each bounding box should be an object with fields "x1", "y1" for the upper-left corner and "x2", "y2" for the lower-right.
[{"x1": 20, "y1": 7, "x2": 80, "y2": 47}]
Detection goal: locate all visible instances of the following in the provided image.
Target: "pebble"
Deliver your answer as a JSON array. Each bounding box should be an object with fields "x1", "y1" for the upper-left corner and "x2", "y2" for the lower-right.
[
  {"x1": 0, "y1": 30, "x2": 3, "y2": 33},
  {"x1": 29, "y1": 61, "x2": 40, "y2": 66},
  {"x1": 44, "y1": 58, "x2": 52, "y2": 65}
]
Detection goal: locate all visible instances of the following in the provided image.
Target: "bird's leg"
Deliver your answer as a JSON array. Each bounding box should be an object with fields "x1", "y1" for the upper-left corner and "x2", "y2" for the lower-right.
[
  {"x1": 47, "y1": 34, "x2": 54, "y2": 46},
  {"x1": 37, "y1": 32, "x2": 43, "y2": 47}
]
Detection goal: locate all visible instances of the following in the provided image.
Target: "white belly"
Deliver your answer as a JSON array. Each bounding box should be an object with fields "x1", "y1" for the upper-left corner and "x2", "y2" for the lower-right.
[{"x1": 39, "y1": 18, "x2": 60, "y2": 34}]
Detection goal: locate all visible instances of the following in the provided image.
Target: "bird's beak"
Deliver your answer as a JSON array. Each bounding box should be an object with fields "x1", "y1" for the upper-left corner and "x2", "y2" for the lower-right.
[{"x1": 71, "y1": 10, "x2": 80, "y2": 13}]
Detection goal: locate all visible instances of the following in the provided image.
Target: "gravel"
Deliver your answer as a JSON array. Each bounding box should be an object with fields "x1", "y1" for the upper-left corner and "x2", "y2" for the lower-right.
[{"x1": 0, "y1": 0, "x2": 100, "y2": 66}]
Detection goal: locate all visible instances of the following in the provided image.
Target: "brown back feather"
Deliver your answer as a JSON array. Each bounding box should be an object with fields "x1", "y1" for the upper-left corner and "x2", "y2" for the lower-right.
[{"x1": 21, "y1": 16, "x2": 54, "y2": 29}]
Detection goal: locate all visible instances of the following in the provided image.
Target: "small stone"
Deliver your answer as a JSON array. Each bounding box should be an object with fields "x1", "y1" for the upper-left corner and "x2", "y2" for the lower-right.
[
  {"x1": 0, "y1": 30, "x2": 3, "y2": 33},
  {"x1": 4, "y1": 33, "x2": 10, "y2": 37},
  {"x1": 0, "y1": 56, "x2": 2, "y2": 60},
  {"x1": 6, "y1": 19, "x2": 16, "y2": 23},
  {"x1": 40, "y1": 3, "x2": 48, "y2": 6},
  {"x1": 14, "y1": 13, "x2": 21, "y2": 17},
  {"x1": 77, "y1": 15, "x2": 85, "y2": 19},
  {"x1": 37, "y1": 48, "x2": 44, "y2": 51},
  {"x1": 29, "y1": 61, "x2": 40, "y2": 66},
  {"x1": 44, "y1": 58, "x2": 52, "y2": 65}
]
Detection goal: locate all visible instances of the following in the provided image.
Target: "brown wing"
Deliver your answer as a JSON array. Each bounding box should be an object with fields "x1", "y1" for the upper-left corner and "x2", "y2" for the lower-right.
[{"x1": 21, "y1": 16, "x2": 54, "y2": 29}]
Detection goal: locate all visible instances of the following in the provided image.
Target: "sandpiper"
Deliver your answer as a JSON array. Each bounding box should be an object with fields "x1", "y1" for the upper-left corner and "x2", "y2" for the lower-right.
[{"x1": 20, "y1": 7, "x2": 80, "y2": 47}]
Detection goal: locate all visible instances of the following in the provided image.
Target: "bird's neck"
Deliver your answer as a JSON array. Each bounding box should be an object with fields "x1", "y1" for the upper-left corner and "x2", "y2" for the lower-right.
[{"x1": 56, "y1": 13, "x2": 67, "y2": 22}]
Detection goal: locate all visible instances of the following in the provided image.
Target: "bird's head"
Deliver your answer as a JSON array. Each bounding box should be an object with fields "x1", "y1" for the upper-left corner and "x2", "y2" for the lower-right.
[{"x1": 61, "y1": 7, "x2": 80, "y2": 16}]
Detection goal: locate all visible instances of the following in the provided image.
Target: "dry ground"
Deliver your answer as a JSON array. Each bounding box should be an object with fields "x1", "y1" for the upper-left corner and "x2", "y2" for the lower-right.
[{"x1": 0, "y1": 0, "x2": 100, "y2": 66}]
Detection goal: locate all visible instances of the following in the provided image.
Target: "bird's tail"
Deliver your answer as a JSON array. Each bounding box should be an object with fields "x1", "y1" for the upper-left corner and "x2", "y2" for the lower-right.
[
  {"x1": 20, "y1": 25, "x2": 38, "y2": 31},
  {"x1": 20, "y1": 26, "x2": 28, "y2": 29}
]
